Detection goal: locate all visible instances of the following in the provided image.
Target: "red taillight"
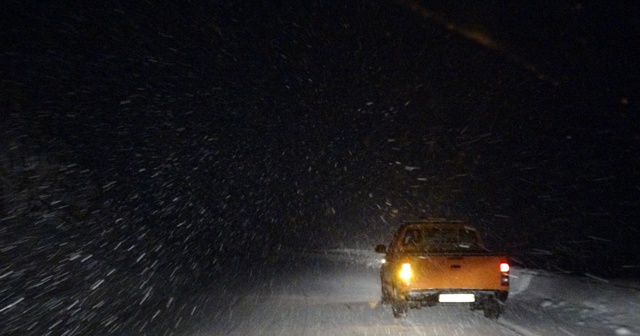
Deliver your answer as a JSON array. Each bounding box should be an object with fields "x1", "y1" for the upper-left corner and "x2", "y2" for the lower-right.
[{"x1": 500, "y1": 262, "x2": 510, "y2": 273}]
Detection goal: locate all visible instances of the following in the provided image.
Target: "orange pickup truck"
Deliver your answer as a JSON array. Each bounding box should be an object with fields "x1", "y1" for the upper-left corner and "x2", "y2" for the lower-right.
[{"x1": 375, "y1": 220, "x2": 510, "y2": 318}]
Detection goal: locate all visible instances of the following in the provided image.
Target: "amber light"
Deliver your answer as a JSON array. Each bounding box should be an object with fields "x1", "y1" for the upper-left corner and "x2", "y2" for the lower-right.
[
  {"x1": 500, "y1": 262, "x2": 510, "y2": 273},
  {"x1": 399, "y1": 263, "x2": 412, "y2": 282}
]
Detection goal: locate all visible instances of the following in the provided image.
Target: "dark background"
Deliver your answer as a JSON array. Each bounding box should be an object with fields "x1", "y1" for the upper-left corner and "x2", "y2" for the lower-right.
[{"x1": 1, "y1": 0, "x2": 639, "y2": 334}]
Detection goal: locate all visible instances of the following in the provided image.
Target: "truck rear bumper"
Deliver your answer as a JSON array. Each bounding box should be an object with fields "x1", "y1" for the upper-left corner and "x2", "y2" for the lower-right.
[{"x1": 403, "y1": 289, "x2": 508, "y2": 305}]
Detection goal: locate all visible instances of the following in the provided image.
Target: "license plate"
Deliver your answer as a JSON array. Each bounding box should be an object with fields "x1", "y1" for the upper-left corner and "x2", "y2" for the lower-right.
[{"x1": 438, "y1": 294, "x2": 475, "y2": 303}]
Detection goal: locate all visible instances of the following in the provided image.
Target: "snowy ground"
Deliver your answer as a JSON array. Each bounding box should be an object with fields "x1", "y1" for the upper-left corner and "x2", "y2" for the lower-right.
[
  {"x1": 182, "y1": 248, "x2": 639, "y2": 336},
  {"x1": 505, "y1": 267, "x2": 640, "y2": 336}
]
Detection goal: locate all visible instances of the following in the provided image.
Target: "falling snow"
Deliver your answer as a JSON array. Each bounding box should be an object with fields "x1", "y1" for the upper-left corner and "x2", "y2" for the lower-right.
[{"x1": 1, "y1": 0, "x2": 639, "y2": 335}]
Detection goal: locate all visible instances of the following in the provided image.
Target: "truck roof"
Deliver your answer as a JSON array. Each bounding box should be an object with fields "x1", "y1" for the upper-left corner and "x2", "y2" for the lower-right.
[{"x1": 398, "y1": 220, "x2": 478, "y2": 232}]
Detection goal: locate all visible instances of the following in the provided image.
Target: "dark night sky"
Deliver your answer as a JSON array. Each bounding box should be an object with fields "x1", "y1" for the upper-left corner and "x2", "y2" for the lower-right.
[
  {"x1": 1, "y1": 0, "x2": 639, "y2": 333},
  {"x1": 3, "y1": 0, "x2": 639, "y2": 257}
]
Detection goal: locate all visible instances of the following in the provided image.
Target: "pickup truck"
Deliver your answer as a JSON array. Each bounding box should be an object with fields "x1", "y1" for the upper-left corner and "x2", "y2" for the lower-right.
[{"x1": 375, "y1": 220, "x2": 510, "y2": 318}]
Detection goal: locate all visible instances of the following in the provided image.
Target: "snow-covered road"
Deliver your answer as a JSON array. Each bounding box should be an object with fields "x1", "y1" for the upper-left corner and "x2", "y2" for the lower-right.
[
  {"x1": 188, "y1": 250, "x2": 516, "y2": 335},
  {"x1": 178, "y1": 249, "x2": 639, "y2": 336}
]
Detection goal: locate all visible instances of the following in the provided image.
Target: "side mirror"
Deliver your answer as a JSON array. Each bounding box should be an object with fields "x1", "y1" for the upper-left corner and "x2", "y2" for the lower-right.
[{"x1": 375, "y1": 244, "x2": 387, "y2": 254}]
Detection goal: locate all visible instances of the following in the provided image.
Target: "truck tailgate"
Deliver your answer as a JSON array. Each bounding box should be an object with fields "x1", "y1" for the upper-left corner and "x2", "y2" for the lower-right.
[{"x1": 408, "y1": 254, "x2": 506, "y2": 290}]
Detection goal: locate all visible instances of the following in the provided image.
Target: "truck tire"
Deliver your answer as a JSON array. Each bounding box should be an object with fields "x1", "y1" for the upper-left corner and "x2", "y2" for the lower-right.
[
  {"x1": 392, "y1": 301, "x2": 408, "y2": 318},
  {"x1": 391, "y1": 287, "x2": 408, "y2": 318},
  {"x1": 483, "y1": 297, "x2": 501, "y2": 319},
  {"x1": 496, "y1": 290, "x2": 508, "y2": 302}
]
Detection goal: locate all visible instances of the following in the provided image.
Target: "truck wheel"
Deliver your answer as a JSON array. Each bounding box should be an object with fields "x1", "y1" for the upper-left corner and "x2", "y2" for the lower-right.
[
  {"x1": 392, "y1": 301, "x2": 408, "y2": 318},
  {"x1": 483, "y1": 297, "x2": 500, "y2": 319},
  {"x1": 391, "y1": 287, "x2": 407, "y2": 318},
  {"x1": 496, "y1": 291, "x2": 508, "y2": 302}
]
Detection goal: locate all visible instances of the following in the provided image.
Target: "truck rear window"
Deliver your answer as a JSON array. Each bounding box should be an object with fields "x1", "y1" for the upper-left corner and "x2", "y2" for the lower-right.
[{"x1": 400, "y1": 226, "x2": 482, "y2": 253}]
